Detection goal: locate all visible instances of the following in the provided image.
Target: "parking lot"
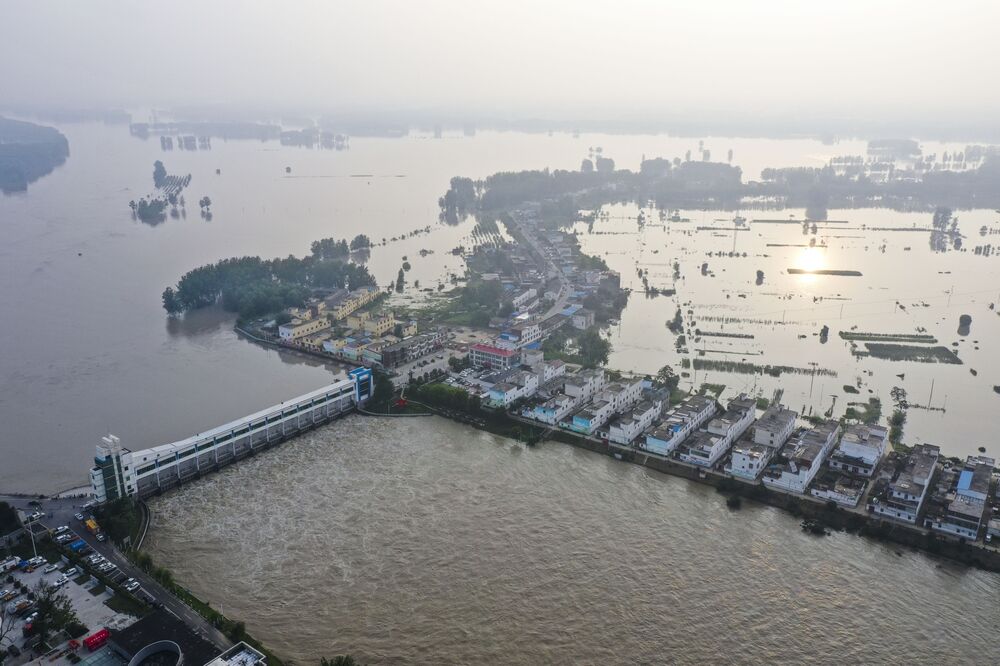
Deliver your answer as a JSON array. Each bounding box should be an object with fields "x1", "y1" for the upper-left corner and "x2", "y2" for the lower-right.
[{"x1": 2, "y1": 551, "x2": 137, "y2": 663}]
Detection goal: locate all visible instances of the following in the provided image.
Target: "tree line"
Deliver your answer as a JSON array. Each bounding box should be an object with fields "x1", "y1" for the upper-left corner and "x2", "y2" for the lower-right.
[{"x1": 162, "y1": 239, "x2": 378, "y2": 319}]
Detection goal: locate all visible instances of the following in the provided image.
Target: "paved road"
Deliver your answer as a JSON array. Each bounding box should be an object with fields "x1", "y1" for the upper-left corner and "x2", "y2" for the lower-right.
[
  {"x1": 1, "y1": 494, "x2": 231, "y2": 650},
  {"x1": 507, "y1": 215, "x2": 571, "y2": 319}
]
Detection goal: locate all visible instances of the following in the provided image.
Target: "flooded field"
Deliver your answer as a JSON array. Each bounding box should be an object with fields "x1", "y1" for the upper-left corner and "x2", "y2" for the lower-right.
[
  {"x1": 573, "y1": 204, "x2": 1000, "y2": 458},
  {"x1": 145, "y1": 415, "x2": 1000, "y2": 665},
  {"x1": 0, "y1": 120, "x2": 995, "y2": 491}
]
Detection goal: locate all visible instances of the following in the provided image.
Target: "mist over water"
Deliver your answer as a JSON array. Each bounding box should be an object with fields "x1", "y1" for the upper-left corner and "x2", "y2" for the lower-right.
[{"x1": 144, "y1": 416, "x2": 1000, "y2": 665}]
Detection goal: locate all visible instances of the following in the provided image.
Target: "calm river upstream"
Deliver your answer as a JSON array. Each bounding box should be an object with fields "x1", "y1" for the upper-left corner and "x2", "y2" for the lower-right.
[{"x1": 145, "y1": 416, "x2": 1000, "y2": 665}]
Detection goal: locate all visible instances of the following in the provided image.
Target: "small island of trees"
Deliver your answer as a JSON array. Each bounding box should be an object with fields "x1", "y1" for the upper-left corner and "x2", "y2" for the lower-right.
[{"x1": 162, "y1": 234, "x2": 378, "y2": 319}]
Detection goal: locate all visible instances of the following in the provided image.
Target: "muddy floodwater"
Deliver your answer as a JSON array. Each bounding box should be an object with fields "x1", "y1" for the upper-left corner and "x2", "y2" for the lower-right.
[
  {"x1": 573, "y1": 203, "x2": 1000, "y2": 459},
  {"x1": 145, "y1": 416, "x2": 1000, "y2": 665},
  {"x1": 0, "y1": 121, "x2": 995, "y2": 491}
]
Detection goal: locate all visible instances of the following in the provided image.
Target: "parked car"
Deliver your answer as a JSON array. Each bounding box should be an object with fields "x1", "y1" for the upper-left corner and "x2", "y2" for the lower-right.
[
  {"x1": 64, "y1": 567, "x2": 78, "y2": 577},
  {"x1": 74, "y1": 513, "x2": 85, "y2": 521},
  {"x1": 95, "y1": 532, "x2": 106, "y2": 542},
  {"x1": 99, "y1": 563, "x2": 115, "y2": 573},
  {"x1": 124, "y1": 580, "x2": 140, "y2": 592},
  {"x1": 54, "y1": 525, "x2": 69, "y2": 534},
  {"x1": 43, "y1": 564, "x2": 58, "y2": 574}
]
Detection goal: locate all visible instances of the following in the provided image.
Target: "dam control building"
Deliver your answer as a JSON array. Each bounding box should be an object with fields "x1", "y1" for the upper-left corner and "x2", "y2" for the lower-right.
[{"x1": 90, "y1": 368, "x2": 372, "y2": 502}]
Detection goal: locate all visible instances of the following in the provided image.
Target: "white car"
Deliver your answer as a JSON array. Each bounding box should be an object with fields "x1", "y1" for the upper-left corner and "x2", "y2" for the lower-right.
[
  {"x1": 124, "y1": 580, "x2": 141, "y2": 592},
  {"x1": 43, "y1": 564, "x2": 58, "y2": 574},
  {"x1": 64, "y1": 567, "x2": 78, "y2": 577},
  {"x1": 54, "y1": 526, "x2": 69, "y2": 534},
  {"x1": 99, "y1": 563, "x2": 115, "y2": 573}
]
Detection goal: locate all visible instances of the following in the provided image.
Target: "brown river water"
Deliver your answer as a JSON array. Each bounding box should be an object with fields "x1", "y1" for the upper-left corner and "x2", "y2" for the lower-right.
[{"x1": 145, "y1": 415, "x2": 1000, "y2": 665}]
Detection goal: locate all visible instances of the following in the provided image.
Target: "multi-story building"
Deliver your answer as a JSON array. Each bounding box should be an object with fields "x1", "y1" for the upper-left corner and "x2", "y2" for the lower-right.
[
  {"x1": 728, "y1": 439, "x2": 775, "y2": 481},
  {"x1": 761, "y1": 420, "x2": 841, "y2": 493},
  {"x1": 327, "y1": 286, "x2": 380, "y2": 320},
  {"x1": 563, "y1": 369, "x2": 606, "y2": 404},
  {"x1": 535, "y1": 359, "x2": 567, "y2": 385},
  {"x1": 677, "y1": 394, "x2": 756, "y2": 467},
  {"x1": 870, "y1": 443, "x2": 940, "y2": 523},
  {"x1": 358, "y1": 314, "x2": 393, "y2": 337},
  {"x1": 603, "y1": 399, "x2": 663, "y2": 445},
  {"x1": 924, "y1": 455, "x2": 993, "y2": 539},
  {"x1": 470, "y1": 343, "x2": 520, "y2": 370},
  {"x1": 512, "y1": 288, "x2": 538, "y2": 310},
  {"x1": 571, "y1": 309, "x2": 596, "y2": 330},
  {"x1": 279, "y1": 317, "x2": 329, "y2": 341},
  {"x1": 752, "y1": 404, "x2": 797, "y2": 448},
  {"x1": 595, "y1": 378, "x2": 644, "y2": 414},
  {"x1": 641, "y1": 395, "x2": 717, "y2": 457},
  {"x1": 488, "y1": 371, "x2": 539, "y2": 408},
  {"x1": 525, "y1": 394, "x2": 576, "y2": 425},
  {"x1": 728, "y1": 403, "x2": 798, "y2": 480},
  {"x1": 563, "y1": 400, "x2": 613, "y2": 436},
  {"x1": 829, "y1": 424, "x2": 888, "y2": 477}
]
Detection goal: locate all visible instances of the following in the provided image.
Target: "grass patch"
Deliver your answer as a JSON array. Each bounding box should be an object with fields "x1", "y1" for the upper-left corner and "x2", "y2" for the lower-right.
[
  {"x1": 756, "y1": 397, "x2": 770, "y2": 410},
  {"x1": 839, "y1": 331, "x2": 938, "y2": 343},
  {"x1": 88, "y1": 583, "x2": 106, "y2": 596},
  {"x1": 698, "y1": 383, "x2": 726, "y2": 397},
  {"x1": 692, "y1": 358, "x2": 837, "y2": 377},
  {"x1": 104, "y1": 593, "x2": 149, "y2": 617},
  {"x1": 73, "y1": 574, "x2": 90, "y2": 585},
  {"x1": 843, "y1": 384, "x2": 860, "y2": 394},
  {"x1": 669, "y1": 388, "x2": 689, "y2": 405},
  {"x1": 844, "y1": 397, "x2": 882, "y2": 425},
  {"x1": 860, "y1": 343, "x2": 962, "y2": 364}
]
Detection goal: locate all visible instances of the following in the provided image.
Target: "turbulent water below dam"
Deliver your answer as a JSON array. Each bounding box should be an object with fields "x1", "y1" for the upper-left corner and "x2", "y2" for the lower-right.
[{"x1": 144, "y1": 416, "x2": 1000, "y2": 665}]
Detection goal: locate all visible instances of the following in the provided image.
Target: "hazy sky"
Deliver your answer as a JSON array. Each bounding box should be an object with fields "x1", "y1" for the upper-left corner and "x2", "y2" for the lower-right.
[{"x1": 2, "y1": 0, "x2": 999, "y2": 125}]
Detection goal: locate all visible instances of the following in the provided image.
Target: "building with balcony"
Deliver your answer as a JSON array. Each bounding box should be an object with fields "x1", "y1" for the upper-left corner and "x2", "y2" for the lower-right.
[
  {"x1": 829, "y1": 424, "x2": 888, "y2": 477},
  {"x1": 924, "y1": 456, "x2": 994, "y2": 539},
  {"x1": 761, "y1": 421, "x2": 841, "y2": 494},
  {"x1": 870, "y1": 444, "x2": 940, "y2": 523},
  {"x1": 278, "y1": 317, "x2": 329, "y2": 341},
  {"x1": 470, "y1": 343, "x2": 520, "y2": 370},
  {"x1": 676, "y1": 394, "x2": 755, "y2": 467},
  {"x1": 641, "y1": 395, "x2": 717, "y2": 457}
]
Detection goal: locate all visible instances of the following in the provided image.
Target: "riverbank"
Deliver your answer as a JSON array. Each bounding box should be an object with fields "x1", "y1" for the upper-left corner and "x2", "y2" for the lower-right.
[{"x1": 411, "y1": 407, "x2": 1000, "y2": 573}]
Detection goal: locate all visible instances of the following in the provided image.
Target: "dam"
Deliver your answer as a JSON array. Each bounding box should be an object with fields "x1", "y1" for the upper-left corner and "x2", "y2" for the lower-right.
[{"x1": 89, "y1": 368, "x2": 372, "y2": 501}]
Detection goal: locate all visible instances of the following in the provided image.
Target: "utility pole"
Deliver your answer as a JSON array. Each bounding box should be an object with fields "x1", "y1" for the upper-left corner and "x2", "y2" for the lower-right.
[{"x1": 928, "y1": 378, "x2": 935, "y2": 408}]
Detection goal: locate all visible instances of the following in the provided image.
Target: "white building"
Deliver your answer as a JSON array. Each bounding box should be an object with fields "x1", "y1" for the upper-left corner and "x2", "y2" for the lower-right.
[
  {"x1": 677, "y1": 394, "x2": 756, "y2": 467},
  {"x1": 487, "y1": 371, "x2": 539, "y2": 408},
  {"x1": 571, "y1": 309, "x2": 596, "y2": 330},
  {"x1": 603, "y1": 399, "x2": 663, "y2": 445},
  {"x1": 279, "y1": 317, "x2": 329, "y2": 341},
  {"x1": 595, "y1": 378, "x2": 644, "y2": 414},
  {"x1": 753, "y1": 404, "x2": 797, "y2": 448},
  {"x1": 872, "y1": 444, "x2": 940, "y2": 524},
  {"x1": 536, "y1": 359, "x2": 567, "y2": 385},
  {"x1": 563, "y1": 369, "x2": 606, "y2": 404},
  {"x1": 925, "y1": 456, "x2": 993, "y2": 539},
  {"x1": 512, "y1": 288, "x2": 538, "y2": 310},
  {"x1": 728, "y1": 440, "x2": 776, "y2": 481},
  {"x1": 641, "y1": 395, "x2": 717, "y2": 457},
  {"x1": 563, "y1": 400, "x2": 613, "y2": 436},
  {"x1": 829, "y1": 424, "x2": 888, "y2": 477},
  {"x1": 761, "y1": 421, "x2": 841, "y2": 493},
  {"x1": 526, "y1": 394, "x2": 576, "y2": 425}
]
